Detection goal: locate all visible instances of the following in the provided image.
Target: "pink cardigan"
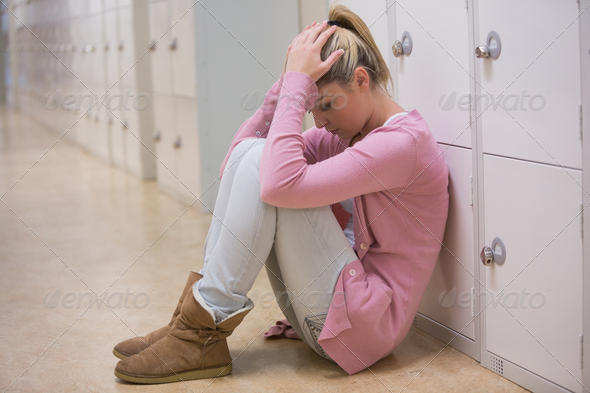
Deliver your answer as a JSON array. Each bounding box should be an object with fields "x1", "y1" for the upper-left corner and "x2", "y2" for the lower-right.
[{"x1": 219, "y1": 72, "x2": 450, "y2": 375}]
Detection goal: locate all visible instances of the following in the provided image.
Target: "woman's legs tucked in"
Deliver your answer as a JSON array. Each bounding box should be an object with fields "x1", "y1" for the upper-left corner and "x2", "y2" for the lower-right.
[
  {"x1": 196, "y1": 138, "x2": 358, "y2": 361},
  {"x1": 266, "y1": 203, "x2": 358, "y2": 361},
  {"x1": 195, "y1": 138, "x2": 278, "y2": 323}
]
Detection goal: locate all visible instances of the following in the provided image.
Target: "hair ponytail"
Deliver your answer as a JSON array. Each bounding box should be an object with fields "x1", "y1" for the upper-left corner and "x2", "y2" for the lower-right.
[{"x1": 317, "y1": 3, "x2": 393, "y2": 95}]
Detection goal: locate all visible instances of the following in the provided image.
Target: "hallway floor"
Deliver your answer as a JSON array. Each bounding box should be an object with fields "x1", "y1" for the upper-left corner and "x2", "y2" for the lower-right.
[{"x1": 0, "y1": 105, "x2": 530, "y2": 392}]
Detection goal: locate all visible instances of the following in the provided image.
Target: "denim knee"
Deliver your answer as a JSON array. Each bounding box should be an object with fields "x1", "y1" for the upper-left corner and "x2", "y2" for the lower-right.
[
  {"x1": 233, "y1": 138, "x2": 266, "y2": 159},
  {"x1": 238, "y1": 142, "x2": 265, "y2": 169}
]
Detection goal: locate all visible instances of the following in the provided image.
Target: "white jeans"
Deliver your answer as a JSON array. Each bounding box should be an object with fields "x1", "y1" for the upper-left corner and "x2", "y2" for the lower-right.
[{"x1": 195, "y1": 138, "x2": 358, "y2": 361}]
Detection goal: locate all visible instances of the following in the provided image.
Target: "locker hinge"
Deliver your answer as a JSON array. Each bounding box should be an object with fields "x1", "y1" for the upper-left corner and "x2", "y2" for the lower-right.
[
  {"x1": 465, "y1": 0, "x2": 468, "y2": 11},
  {"x1": 471, "y1": 287, "x2": 476, "y2": 317},
  {"x1": 580, "y1": 103, "x2": 584, "y2": 141},
  {"x1": 469, "y1": 175, "x2": 474, "y2": 206},
  {"x1": 581, "y1": 334, "x2": 583, "y2": 369},
  {"x1": 580, "y1": 202, "x2": 584, "y2": 239}
]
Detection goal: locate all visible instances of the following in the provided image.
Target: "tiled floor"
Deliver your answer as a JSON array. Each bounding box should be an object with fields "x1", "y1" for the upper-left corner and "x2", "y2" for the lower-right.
[{"x1": 0, "y1": 105, "x2": 530, "y2": 392}]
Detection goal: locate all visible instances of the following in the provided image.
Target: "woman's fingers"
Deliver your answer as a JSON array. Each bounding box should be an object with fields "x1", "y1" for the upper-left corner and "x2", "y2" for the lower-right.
[
  {"x1": 303, "y1": 20, "x2": 328, "y2": 45},
  {"x1": 314, "y1": 49, "x2": 345, "y2": 81},
  {"x1": 314, "y1": 24, "x2": 337, "y2": 48}
]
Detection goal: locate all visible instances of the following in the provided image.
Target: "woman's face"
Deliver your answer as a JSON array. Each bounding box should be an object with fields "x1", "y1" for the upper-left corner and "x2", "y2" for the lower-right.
[{"x1": 309, "y1": 71, "x2": 371, "y2": 141}]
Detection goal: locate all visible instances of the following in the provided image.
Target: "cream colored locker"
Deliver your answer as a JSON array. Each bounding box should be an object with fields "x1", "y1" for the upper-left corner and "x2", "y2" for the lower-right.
[
  {"x1": 481, "y1": 157, "x2": 583, "y2": 392},
  {"x1": 417, "y1": 146, "x2": 476, "y2": 344},
  {"x1": 148, "y1": 1, "x2": 172, "y2": 95},
  {"x1": 475, "y1": 1, "x2": 584, "y2": 391},
  {"x1": 110, "y1": 87, "x2": 127, "y2": 169},
  {"x1": 477, "y1": 0, "x2": 581, "y2": 169},
  {"x1": 174, "y1": 96, "x2": 201, "y2": 205},
  {"x1": 169, "y1": 0, "x2": 197, "y2": 98},
  {"x1": 389, "y1": 0, "x2": 472, "y2": 148},
  {"x1": 103, "y1": 8, "x2": 119, "y2": 88},
  {"x1": 152, "y1": 93, "x2": 178, "y2": 196},
  {"x1": 123, "y1": 105, "x2": 142, "y2": 177},
  {"x1": 380, "y1": 0, "x2": 480, "y2": 360},
  {"x1": 118, "y1": 5, "x2": 137, "y2": 91}
]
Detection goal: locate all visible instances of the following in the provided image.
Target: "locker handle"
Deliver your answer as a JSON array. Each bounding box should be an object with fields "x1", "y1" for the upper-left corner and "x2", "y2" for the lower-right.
[
  {"x1": 392, "y1": 31, "x2": 412, "y2": 58},
  {"x1": 169, "y1": 38, "x2": 177, "y2": 51},
  {"x1": 173, "y1": 136, "x2": 182, "y2": 148},
  {"x1": 476, "y1": 31, "x2": 501, "y2": 59},
  {"x1": 480, "y1": 237, "x2": 506, "y2": 266}
]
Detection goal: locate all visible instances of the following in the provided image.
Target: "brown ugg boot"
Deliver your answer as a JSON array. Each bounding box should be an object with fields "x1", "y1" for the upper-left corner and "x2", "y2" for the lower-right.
[
  {"x1": 112, "y1": 271, "x2": 203, "y2": 359},
  {"x1": 114, "y1": 286, "x2": 254, "y2": 383}
]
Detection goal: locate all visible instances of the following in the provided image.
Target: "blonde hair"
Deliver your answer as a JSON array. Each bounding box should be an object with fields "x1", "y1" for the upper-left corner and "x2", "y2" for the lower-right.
[{"x1": 316, "y1": 3, "x2": 393, "y2": 95}]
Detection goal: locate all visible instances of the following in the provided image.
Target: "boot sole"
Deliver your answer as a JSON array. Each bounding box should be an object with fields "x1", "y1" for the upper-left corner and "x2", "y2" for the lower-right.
[
  {"x1": 112, "y1": 348, "x2": 130, "y2": 360},
  {"x1": 114, "y1": 364, "x2": 232, "y2": 383}
]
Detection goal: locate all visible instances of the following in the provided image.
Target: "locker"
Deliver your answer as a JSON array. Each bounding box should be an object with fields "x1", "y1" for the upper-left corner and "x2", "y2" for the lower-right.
[
  {"x1": 474, "y1": 1, "x2": 585, "y2": 391},
  {"x1": 482, "y1": 156, "x2": 583, "y2": 392},
  {"x1": 148, "y1": 1, "x2": 172, "y2": 95},
  {"x1": 152, "y1": 93, "x2": 178, "y2": 196},
  {"x1": 103, "y1": 9, "x2": 119, "y2": 88},
  {"x1": 109, "y1": 88, "x2": 126, "y2": 169},
  {"x1": 123, "y1": 108, "x2": 142, "y2": 177},
  {"x1": 170, "y1": 0, "x2": 197, "y2": 98},
  {"x1": 118, "y1": 6, "x2": 137, "y2": 90},
  {"x1": 389, "y1": 0, "x2": 472, "y2": 148},
  {"x1": 477, "y1": 0, "x2": 582, "y2": 169},
  {"x1": 416, "y1": 145, "x2": 476, "y2": 342},
  {"x1": 90, "y1": 13, "x2": 105, "y2": 86},
  {"x1": 174, "y1": 96, "x2": 201, "y2": 205}
]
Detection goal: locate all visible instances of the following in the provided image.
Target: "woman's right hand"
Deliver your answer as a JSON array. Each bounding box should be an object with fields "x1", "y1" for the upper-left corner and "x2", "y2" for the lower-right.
[{"x1": 282, "y1": 21, "x2": 317, "y2": 78}]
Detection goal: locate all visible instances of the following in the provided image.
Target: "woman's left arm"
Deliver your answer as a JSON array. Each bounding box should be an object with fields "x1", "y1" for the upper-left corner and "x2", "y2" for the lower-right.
[{"x1": 260, "y1": 72, "x2": 417, "y2": 208}]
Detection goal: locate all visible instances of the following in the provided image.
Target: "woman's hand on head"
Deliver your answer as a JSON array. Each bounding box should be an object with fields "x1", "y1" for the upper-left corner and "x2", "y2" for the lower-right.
[{"x1": 285, "y1": 20, "x2": 344, "y2": 82}]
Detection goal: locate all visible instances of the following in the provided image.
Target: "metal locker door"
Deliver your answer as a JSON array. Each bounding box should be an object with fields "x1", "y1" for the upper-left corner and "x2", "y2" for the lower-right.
[
  {"x1": 118, "y1": 5, "x2": 137, "y2": 91},
  {"x1": 384, "y1": 0, "x2": 479, "y2": 359},
  {"x1": 174, "y1": 96, "x2": 201, "y2": 206},
  {"x1": 152, "y1": 93, "x2": 178, "y2": 198},
  {"x1": 170, "y1": 0, "x2": 197, "y2": 99},
  {"x1": 104, "y1": 9, "x2": 119, "y2": 87},
  {"x1": 388, "y1": 0, "x2": 472, "y2": 148},
  {"x1": 476, "y1": 0, "x2": 582, "y2": 168},
  {"x1": 481, "y1": 156, "x2": 583, "y2": 392},
  {"x1": 123, "y1": 105, "x2": 142, "y2": 178},
  {"x1": 475, "y1": 2, "x2": 585, "y2": 390},
  {"x1": 416, "y1": 145, "x2": 477, "y2": 355},
  {"x1": 147, "y1": 1, "x2": 172, "y2": 95},
  {"x1": 109, "y1": 86, "x2": 127, "y2": 170}
]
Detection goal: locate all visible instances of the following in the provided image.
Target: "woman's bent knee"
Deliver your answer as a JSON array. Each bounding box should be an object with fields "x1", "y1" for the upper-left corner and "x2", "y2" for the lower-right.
[{"x1": 228, "y1": 138, "x2": 266, "y2": 168}]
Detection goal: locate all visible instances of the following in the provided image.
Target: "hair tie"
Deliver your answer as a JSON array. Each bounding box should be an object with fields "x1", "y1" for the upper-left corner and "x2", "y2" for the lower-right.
[{"x1": 327, "y1": 20, "x2": 340, "y2": 27}]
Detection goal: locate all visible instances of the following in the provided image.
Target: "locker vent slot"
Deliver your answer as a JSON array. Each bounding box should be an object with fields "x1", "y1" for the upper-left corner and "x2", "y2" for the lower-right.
[
  {"x1": 490, "y1": 354, "x2": 504, "y2": 375},
  {"x1": 412, "y1": 315, "x2": 418, "y2": 328}
]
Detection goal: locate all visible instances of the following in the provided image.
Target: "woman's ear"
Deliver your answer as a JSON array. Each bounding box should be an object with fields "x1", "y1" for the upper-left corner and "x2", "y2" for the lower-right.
[{"x1": 354, "y1": 67, "x2": 370, "y2": 92}]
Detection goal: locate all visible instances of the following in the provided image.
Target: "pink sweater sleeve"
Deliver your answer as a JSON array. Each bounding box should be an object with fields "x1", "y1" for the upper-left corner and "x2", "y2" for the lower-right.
[
  {"x1": 218, "y1": 75, "x2": 284, "y2": 180},
  {"x1": 260, "y1": 72, "x2": 417, "y2": 209}
]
